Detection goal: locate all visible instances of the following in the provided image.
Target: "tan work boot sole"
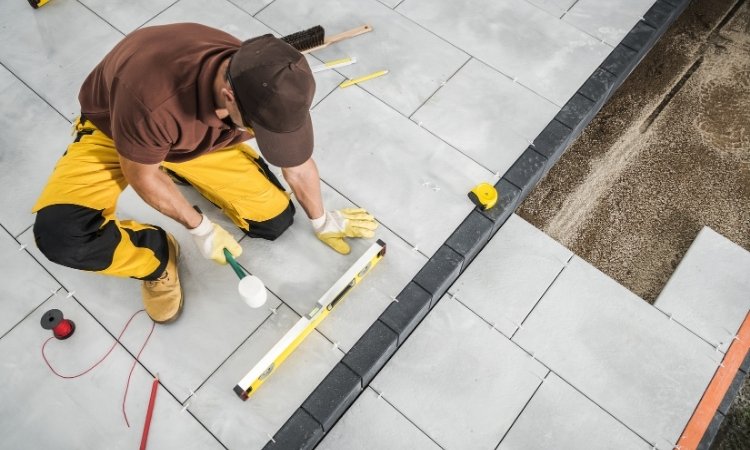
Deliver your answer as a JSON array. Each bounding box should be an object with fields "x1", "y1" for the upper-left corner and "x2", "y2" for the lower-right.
[{"x1": 142, "y1": 234, "x2": 184, "y2": 324}]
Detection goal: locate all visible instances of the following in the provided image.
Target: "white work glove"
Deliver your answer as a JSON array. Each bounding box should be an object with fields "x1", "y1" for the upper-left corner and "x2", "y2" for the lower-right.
[
  {"x1": 188, "y1": 214, "x2": 242, "y2": 264},
  {"x1": 312, "y1": 208, "x2": 378, "y2": 255}
]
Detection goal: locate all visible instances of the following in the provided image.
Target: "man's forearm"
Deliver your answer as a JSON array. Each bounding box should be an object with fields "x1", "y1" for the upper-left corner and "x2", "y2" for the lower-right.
[
  {"x1": 130, "y1": 170, "x2": 203, "y2": 229},
  {"x1": 282, "y1": 159, "x2": 324, "y2": 220}
]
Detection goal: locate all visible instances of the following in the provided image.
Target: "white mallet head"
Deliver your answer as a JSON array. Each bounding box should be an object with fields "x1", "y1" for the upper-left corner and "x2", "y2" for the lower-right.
[{"x1": 238, "y1": 276, "x2": 267, "y2": 308}]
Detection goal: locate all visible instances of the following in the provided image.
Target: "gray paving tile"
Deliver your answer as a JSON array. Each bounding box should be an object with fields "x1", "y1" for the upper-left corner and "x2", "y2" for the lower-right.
[
  {"x1": 79, "y1": 0, "x2": 175, "y2": 34},
  {"x1": 189, "y1": 304, "x2": 342, "y2": 449},
  {"x1": 376, "y1": 0, "x2": 404, "y2": 8},
  {"x1": 144, "y1": 0, "x2": 273, "y2": 40},
  {"x1": 311, "y1": 86, "x2": 492, "y2": 256},
  {"x1": 227, "y1": 0, "x2": 275, "y2": 15},
  {"x1": 655, "y1": 227, "x2": 750, "y2": 352},
  {"x1": 563, "y1": 0, "x2": 657, "y2": 46},
  {"x1": 0, "y1": 289, "x2": 221, "y2": 449},
  {"x1": 143, "y1": 0, "x2": 342, "y2": 109},
  {"x1": 513, "y1": 256, "x2": 719, "y2": 448},
  {"x1": 412, "y1": 59, "x2": 558, "y2": 174},
  {"x1": 19, "y1": 186, "x2": 274, "y2": 403},
  {"x1": 257, "y1": 0, "x2": 469, "y2": 116},
  {"x1": 526, "y1": 0, "x2": 578, "y2": 17},
  {"x1": 451, "y1": 214, "x2": 572, "y2": 337},
  {"x1": 498, "y1": 373, "x2": 650, "y2": 450},
  {"x1": 373, "y1": 296, "x2": 548, "y2": 450},
  {"x1": 0, "y1": 0, "x2": 123, "y2": 119},
  {"x1": 235, "y1": 176, "x2": 426, "y2": 352},
  {"x1": 319, "y1": 387, "x2": 440, "y2": 450},
  {"x1": 0, "y1": 227, "x2": 60, "y2": 338},
  {"x1": 396, "y1": 0, "x2": 611, "y2": 106},
  {"x1": 0, "y1": 65, "x2": 73, "y2": 236}
]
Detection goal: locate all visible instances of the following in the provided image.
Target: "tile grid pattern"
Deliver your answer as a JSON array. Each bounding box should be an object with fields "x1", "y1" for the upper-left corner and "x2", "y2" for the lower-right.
[
  {"x1": 265, "y1": 0, "x2": 695, "y2": 447},
  {"x1": 411, "y1": 253, "x2": 657, "y2": 449},
  {"x1": 0, "y1": 4, "x2": 335, "y2": 447},
  {"x1": 0, "y1": 227, "x2": 230, "y2": 448},
  {"x1": 0, "y1": 0, "x2": 712, "y2": 447},
  {"x1": 1, "y1": 0, "x2": 436, "y2": 446},
  {"x1": 4, "y1": 1, "x2": 449, "y2": 446}
]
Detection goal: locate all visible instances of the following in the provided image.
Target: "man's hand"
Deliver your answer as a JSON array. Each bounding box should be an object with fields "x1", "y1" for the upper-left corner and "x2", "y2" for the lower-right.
[
  {"x1": 280, "y1": 158, "x2": 377, "y2": 254},
  {"x1": 312, "y1": 208, "x2": 378, "y2": 255},
  {"x1": 188, "y1": 214, "x2": 242, "y2": 264}
]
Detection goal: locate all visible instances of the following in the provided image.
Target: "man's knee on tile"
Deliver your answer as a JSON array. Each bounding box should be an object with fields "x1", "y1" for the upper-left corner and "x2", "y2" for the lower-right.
[{"x1": 244, "y1": 200, "x2": 296, "y2": 241}]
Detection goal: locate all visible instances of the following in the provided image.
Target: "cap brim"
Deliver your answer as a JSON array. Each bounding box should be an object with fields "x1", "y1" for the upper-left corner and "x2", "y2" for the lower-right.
[{"x1": 251, "y1": 113, "x2": 314, "y2": 168}]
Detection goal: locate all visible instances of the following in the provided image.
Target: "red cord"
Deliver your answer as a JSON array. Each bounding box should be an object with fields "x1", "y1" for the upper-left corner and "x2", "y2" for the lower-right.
[
  {"x1": 122, "y1": 318, "x2": 156, "y2": 427},
  {"x1": 41, "y1": 309, "x2": 156, "y2": 427}
]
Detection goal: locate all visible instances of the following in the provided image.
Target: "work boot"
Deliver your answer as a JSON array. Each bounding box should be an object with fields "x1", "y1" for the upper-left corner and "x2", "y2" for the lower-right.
[{"x1": 142, "y1": 234, "x2": 183, "y2": 323}]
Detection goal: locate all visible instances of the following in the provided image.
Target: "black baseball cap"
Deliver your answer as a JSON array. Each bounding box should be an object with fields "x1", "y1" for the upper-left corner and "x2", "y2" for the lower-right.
[{"x1": 227, "y1": 34, "x2": 316, "y2": 167}]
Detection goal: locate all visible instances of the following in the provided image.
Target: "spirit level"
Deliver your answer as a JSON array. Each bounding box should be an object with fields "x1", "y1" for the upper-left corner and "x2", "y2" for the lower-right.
[{"x1": 234, "y1": 239, "x2": 386, "y2": 400}]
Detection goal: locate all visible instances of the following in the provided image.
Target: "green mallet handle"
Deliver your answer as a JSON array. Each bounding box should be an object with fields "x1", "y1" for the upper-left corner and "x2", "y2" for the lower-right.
[{"x1": 223, "y1": 248, "x2": 246, "y2": 280}]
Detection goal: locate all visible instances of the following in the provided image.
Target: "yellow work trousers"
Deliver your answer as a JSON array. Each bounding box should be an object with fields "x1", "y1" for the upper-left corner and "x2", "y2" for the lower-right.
[{"x1": 32, "y1": 118, "x2": 294, "y2": 280}]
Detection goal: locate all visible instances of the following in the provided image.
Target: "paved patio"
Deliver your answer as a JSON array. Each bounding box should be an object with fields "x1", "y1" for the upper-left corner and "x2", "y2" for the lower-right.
[{"x1": 2, "y1": 0, "x2": 747, "y2": 449}]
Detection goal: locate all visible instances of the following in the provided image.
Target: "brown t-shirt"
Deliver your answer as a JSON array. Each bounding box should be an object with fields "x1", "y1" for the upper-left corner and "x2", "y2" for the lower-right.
[{"x1": 79, "y1": 23, "x2": 251, "y2": 164}]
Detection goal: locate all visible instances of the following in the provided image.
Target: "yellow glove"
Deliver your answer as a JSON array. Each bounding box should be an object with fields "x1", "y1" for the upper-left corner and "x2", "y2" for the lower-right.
[
  {"x1": 312, "y1": 208, "x2": 378, "y2": 255},
  {"x1": 188, "y1": 214, "x2": 243, "y2": 264}
]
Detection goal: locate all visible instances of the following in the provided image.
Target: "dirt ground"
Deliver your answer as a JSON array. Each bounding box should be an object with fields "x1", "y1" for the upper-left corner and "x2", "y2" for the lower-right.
[{"x1": 517, "y1": 0, "x2": 750, "y2": 447}]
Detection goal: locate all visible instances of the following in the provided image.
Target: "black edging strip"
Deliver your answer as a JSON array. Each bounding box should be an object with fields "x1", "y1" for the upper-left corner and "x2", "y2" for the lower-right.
[{"x1": 265, "y1": 1, "x2": 696, "y2": 447}]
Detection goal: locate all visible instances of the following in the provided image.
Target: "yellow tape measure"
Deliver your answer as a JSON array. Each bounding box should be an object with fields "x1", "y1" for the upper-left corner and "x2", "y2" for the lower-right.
[
  {"x1": 468, "y1": 183, "x2": 498, "y2": 210},
  {"x1": 28, "y1": 0, "x2": 51, "y2": 8}
]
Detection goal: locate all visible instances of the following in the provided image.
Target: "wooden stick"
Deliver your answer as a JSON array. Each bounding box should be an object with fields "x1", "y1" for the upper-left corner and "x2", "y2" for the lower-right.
[{"x1": 339, "y1": 70, "x2": 389, "y2": 88}]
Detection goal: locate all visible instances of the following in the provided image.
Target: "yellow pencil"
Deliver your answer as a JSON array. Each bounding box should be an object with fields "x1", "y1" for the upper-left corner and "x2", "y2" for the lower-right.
[{"x1": 339, "y1": 69, "x2": 389, "y2": 88}]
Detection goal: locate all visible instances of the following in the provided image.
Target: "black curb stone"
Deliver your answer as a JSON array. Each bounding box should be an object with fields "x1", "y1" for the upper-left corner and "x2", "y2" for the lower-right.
[
  {"x1": 301, "y1": 363, "x2": 363, "y2": 432},
  {"x1": 267, "y1": 2, "x2": 696, "y2": 446},
  {"x1": 412, "y1": 245, "x2": 464, "y2": 303},
  {"x1": 555, "y1": 93, "x2": 597, "y2": 131},
  {"x1": 503, "y1": 147, "x2": 548, "y2": 195},
  {"x1": 601, "y1": 44, "x2": 639, "y2": 77},
  {"x1": 263, "y1": 408, "x2": 323, "y2": 450},
  {"x1": 621, "y1": 21, "x2": 657, "y2": 52},
  {"x1": 644, "y1": 1, "x2": 677, "y2": 29},
  {"x1": 341, "y1": 320, "x2": 399, "y2": 386},
  {"x1": 532, "y1": 119, "x2": 573, "y2": 160},
  {"x1": 480, "y1": 178, "x2": 521, "y2": 232},
  {"x1": 446, "y1": 210, "x2": 494, "y2": 265},
  {"x1": 380, "y1": 282, "x2": 433, "y2": 345},
  {"x1": 579, "y1": 68, "x2": 618, "y2": 105},
  {"x1": 662, "y1": 0, "x2": 689, "y2": 8}
]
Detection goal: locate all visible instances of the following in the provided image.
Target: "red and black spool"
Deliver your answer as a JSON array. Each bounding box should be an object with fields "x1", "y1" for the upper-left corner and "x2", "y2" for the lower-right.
[{"x1": 41, "y1": 309, "x2": 75, "y2": 340}]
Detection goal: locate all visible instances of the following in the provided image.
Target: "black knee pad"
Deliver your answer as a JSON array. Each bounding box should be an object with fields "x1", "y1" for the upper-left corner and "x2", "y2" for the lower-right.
[
  {"x1": 33, "y1": 204, "x2": 120, "y2": 271},
  {"x1": 244, "y1": 201, "x2": 296, "y2": 241}
]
